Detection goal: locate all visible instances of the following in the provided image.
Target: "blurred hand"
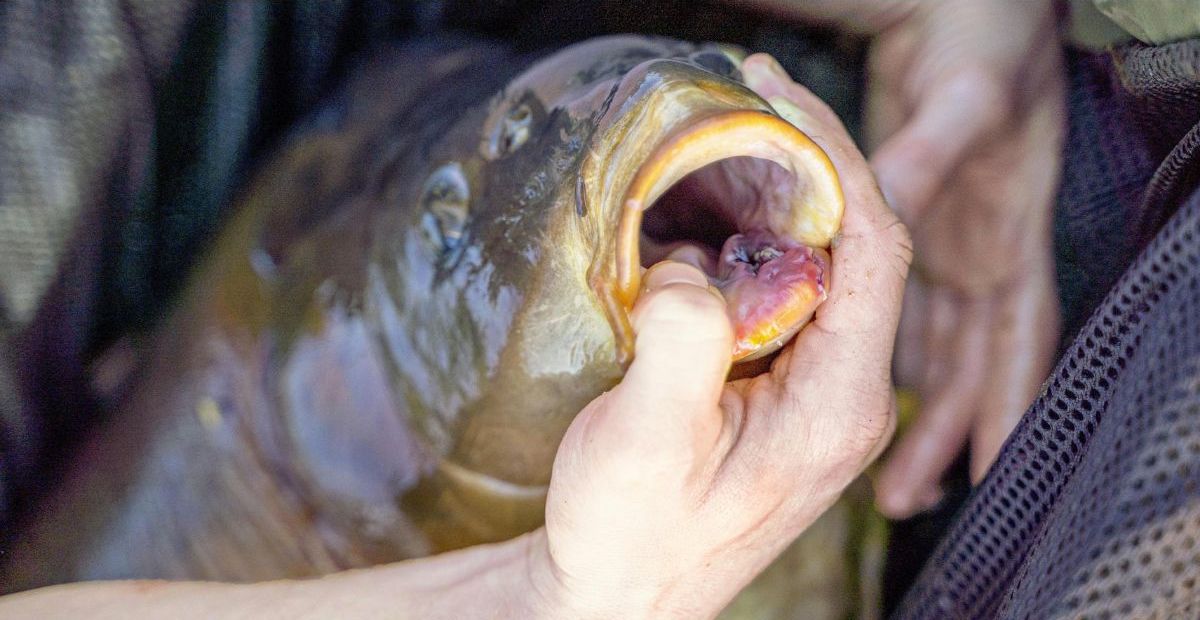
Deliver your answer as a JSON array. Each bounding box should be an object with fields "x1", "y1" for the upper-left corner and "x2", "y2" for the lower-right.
[
  {"x1": 864, "y1": 0, "x2": 1065, "y2": 517},
  {"x1": 536, "y1": 55, "x2": 911, "y2": 617}
]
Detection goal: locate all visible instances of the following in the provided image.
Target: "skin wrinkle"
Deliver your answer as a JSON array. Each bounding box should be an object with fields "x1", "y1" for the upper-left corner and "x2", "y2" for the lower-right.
[
  {"x1": 521, "y1": 532, "x2": 558, "y2": 618},
  {"x1": 685, "y1": 369, "x2": 748, "y2": 503}
]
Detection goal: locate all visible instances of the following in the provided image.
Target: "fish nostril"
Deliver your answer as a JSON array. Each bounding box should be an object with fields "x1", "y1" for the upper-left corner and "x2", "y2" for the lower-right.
[
  {"x1": 499, "y1": 104, "x2": 532, "y2": 154},
  {"x1": 691, "y1": 51, "x2": 737, "y2": 78},
  {"x1": 419, "y1": 162, "x2": 470, "y2": 257}
]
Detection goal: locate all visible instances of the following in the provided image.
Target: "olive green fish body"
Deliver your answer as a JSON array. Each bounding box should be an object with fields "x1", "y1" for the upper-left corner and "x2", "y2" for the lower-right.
[{"x1": 4, "y1": 36, "x2": 881, "y2": 618}]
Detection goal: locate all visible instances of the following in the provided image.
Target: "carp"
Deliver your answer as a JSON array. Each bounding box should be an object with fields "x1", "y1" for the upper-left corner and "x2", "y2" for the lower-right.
[{"x1": 3, "y1": 35, "x2": 880, "y2": 617}]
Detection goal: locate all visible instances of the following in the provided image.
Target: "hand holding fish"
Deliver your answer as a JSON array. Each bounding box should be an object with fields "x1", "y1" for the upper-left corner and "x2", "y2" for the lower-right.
[
  {"x1": 744, "y1": 0, "x2": 1064, "y2": 517},
  {"x1": 536, "y1": 59, "x2": 911, "y2": 617}
]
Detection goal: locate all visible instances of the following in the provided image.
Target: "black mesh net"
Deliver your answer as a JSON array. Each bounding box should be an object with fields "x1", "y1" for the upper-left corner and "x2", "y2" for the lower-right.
[
  {"x1": 897, "y1": 37, "x2": 1200, "y2": 619},
  {"x1": 896, "y1": 190, "x2": 1200, "y2": 618}
]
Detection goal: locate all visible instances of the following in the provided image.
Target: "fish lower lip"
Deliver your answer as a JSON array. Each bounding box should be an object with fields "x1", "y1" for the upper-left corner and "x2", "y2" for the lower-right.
[
  {"x1": 713, "y1": 231, "x2": 830, "y2": 360},
  {"x1": 603, "y1": 109, "x2": 844, "y2": 365}
]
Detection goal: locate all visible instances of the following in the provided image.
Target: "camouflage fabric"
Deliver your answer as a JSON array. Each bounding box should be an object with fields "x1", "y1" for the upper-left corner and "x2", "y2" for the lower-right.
[
  {"x1": 0, "y1": 0, "x2": 864, "y2": 533},
  {"x1": 0, "y1": 0, "x2": 421, "y2": 526},
  {"x1": 1093, "y1": 0, "x2": 1200, "y2": 45}
]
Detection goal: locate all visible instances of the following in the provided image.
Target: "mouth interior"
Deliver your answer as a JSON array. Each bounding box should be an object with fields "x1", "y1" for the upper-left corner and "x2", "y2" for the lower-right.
[
  {"x1": 639, "y1": 156, "x2": 794, "y2": 277},
  {"x1": 598, "y1": 109, "x2": 841, "y2": 365},
  {"x1": 635, "y1": 154, "x2": 830, "y2": 363}
]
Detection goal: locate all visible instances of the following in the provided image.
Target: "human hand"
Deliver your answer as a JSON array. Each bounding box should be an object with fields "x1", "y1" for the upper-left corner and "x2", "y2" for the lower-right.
[
  {"x1": 864, "y1": 0, "x2": 1066, "y2": 518},
  {"x1": 529, "y1": 55, "x2": 911, "y2": 618}
]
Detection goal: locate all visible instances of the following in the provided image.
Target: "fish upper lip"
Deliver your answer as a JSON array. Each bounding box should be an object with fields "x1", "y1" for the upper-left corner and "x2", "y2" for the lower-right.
[{"x1": 595, "y1": 106, "x2": 844, "y2": 366}]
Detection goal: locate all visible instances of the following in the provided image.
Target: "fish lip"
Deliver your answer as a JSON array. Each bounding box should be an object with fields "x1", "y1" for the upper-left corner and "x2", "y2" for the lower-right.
[{"x1": 594, "y1": 108, "x2": 844, "y2": 366}]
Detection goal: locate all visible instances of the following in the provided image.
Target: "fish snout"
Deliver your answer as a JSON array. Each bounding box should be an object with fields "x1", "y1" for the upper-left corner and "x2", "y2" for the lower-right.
[{"x1": 587, "y1": 58, "x2": 845, "y2": 366}]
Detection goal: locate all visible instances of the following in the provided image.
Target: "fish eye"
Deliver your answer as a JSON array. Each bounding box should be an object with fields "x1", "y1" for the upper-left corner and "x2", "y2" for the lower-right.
[
  {"x1": 418, "y1": 162, "x2": 470, "y2": 258},
  {"x1": 498, "y1": 104, "x2": 532, "y2": 155},
  {"x1": 691, "y1": 51, "x2": 737, "y2": 78}
]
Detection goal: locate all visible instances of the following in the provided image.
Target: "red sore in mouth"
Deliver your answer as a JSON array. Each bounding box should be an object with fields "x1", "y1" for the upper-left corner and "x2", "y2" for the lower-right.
[{"x1": 715, "y1": 230, "x2": 829, "y2": 361}]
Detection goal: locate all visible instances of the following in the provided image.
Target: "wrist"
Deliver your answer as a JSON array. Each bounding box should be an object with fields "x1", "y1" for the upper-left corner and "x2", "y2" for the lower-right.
[
  {"x1": 532, "y1": 538, "x2": 762, "y2": 619},
  {"x1": 523, "y1": 533, "x2": 658, "y2": 620},
  {"x1": 302, "y1": 531, "x2": 563, "y2": 619}
]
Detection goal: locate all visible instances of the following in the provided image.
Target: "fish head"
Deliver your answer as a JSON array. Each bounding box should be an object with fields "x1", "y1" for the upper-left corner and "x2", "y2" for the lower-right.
[{"x1": 380, "y1": 35, "x2": 843, "y2": 493}]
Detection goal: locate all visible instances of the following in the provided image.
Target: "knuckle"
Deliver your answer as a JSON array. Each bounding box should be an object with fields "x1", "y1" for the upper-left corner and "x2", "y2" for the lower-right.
[
  {"x1": 853, "y1": 405, "x2": 896, "y2": 456},
  {"x1": 900, "y1": 136, "x2": 943, "y2": 176},
  {"x1": 946, "y1": 67, "x2": 1010, "y2": 125}
]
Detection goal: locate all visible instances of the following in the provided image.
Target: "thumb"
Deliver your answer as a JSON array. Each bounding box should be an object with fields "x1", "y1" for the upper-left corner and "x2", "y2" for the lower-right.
[
  {"x1": 622, "y1": 262, "x2": 732, "y2": 409},
  {"x1": 589, "y1": 262, "x2": 733, "y2": 476}
]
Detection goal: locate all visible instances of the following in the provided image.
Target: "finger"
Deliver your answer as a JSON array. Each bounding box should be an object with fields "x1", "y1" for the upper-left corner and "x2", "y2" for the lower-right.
[
  {"x1": 865, "y1": 391, "x2": 901, "y2": 467},
  {"x1": 627, "y1": 261, "x2": 733, "y2": 398},
  {"x1": 919, "y1": 287, "x2": 960, "y2": 392},
  {"x1": 731, "y1": 0, "x2": 923, "y2": 36},
  {"x1": 893, "y1": 278, "x2": 927, "y2": 388},
  {"x1": 744, "y1": 54, "x2": 911, "y2": 453},
  {"x1": 664, "y1": 244, "x2": 717, "y2": 274},
  {"x1": 589, "y1": 262, "x2": 733, "y2": 472},
  {"x1": 876, "y1": 297, "x2": 991, "y2": 518},
  {"x1": 869, "y1": 70, "x2": 1006, "y2": 222},
  {"x1": 969, "y1": 269, "x2": 1059, "y2": 481},
  {"x1": 864, "y1": 19, "x2": 922, "y2": 152},
  {"x1": 742, "y1": 54, "x2": 851, "y2": 146},
  {"x1": 743, "y1": 54, "x2": 911, "y2": 357}
]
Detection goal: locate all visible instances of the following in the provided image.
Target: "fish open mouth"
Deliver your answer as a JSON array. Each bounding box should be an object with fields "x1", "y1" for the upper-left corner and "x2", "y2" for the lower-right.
[{"x1": 600, "y1": 109, "x2": 844, "y2": 365}]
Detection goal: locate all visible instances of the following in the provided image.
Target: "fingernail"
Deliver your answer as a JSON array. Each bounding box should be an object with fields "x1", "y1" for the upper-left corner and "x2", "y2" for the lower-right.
[
  {"x1": 754, "y1": 53, "x2": 788, "y2": 78},
  {"x1": 665, "y1": 245, "x2": 714, "y2": 273},
  {"x1": 768, "y1": 57, "x2": 789, "y2": 80},
  {"x1": 642, "y1": 261, "x2": 709, "y2": 293},
  {"x1": 768, "y1": 96, "x2": 819, "y2": 133},
  {"x1": 741, "y1": 54, "x2": 786, "y2": 89}
]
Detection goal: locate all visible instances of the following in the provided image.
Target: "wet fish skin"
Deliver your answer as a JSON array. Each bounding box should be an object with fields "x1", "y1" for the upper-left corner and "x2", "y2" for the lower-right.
[
  {"x1": 1, "y1": 35, "x2": 772, "y2": 585},
  {"x1": 4, "y1": 35, "x2": 881, "y2": 620}
]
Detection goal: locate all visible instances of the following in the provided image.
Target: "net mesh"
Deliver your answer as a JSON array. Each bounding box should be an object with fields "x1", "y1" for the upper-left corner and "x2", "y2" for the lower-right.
[
  {"x1": 896, "y1": 192, "x2": 1200, "y2": 617},
  {"x1": 897, "y1": 38, "x2": 1200, "y2": 619}
]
